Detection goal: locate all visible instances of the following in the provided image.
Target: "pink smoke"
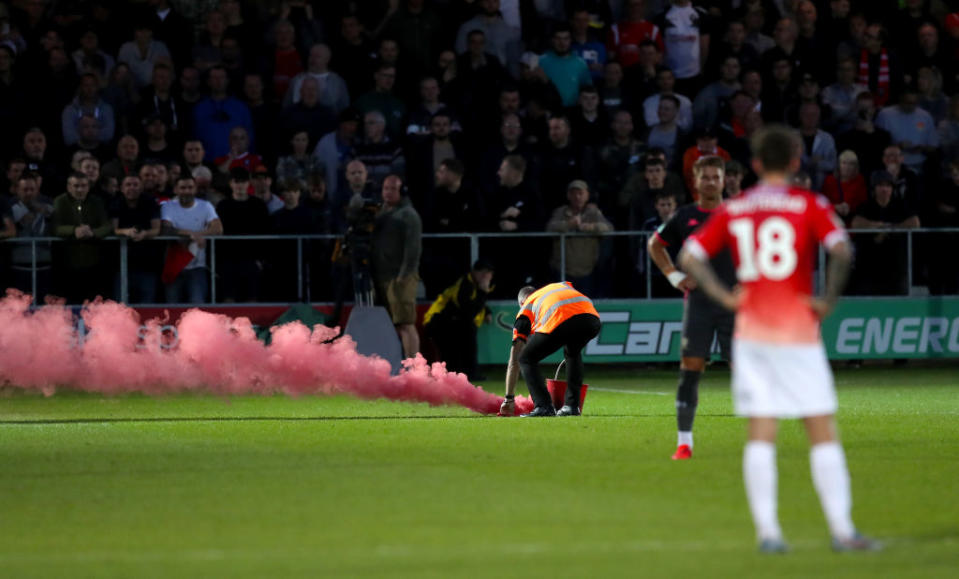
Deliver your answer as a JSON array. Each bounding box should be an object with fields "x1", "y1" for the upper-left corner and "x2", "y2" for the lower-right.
[{"x1": 0, "y1": 293, "x2": 534, "y2": 415}]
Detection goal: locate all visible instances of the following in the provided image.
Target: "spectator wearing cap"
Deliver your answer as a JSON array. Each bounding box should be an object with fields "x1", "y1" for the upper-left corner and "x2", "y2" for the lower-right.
[
  {"x1": 822, "y1": 150, "x2": 868, "y2": 225},
  {"x1": 849, "y1": 170, "x2": 920, "y2": 296},
  {"x1": 285, "y1": 43, "x2": 350, "y2": 114},
  {"x1": 353, "y1": 110, "x2": 406, "y2": 192},
  {"x1": 822, "y1": 58, "x2": 869, "y2": 135},
  {"x1": 354, "y1": 64, "x2": 407, "y2": 141},
  {"x1": 276, "y1": 130, "x2": 320, "y2": 184},
  {"x1": 454, "y1": 0, "x2": 521, "y2": 75},
  {"x1": 643, "y1": 67, "x2": 694, "y2": 133},
  {"x1": 251, "y1": 165, "x2": 283, "y2": 215},
  {"x1": 214, "y1": 126, "x2": 262, "y2": 175},
  {"x1": 279, "y1": 76, "x2": 336, "y2": 146},
  {"x1": 546, "y1": 180, "x2": 613, "y2": 296},
  {"x1": 539, "y1": 24, "x2": 593, "y2": 108},
  {"x1": 693, "y1": 56, "x2": 740, "y2": 131},
  {"x1": 193, "y1": 65, "x2": 254, "y2": 160},
  {"x1": 797, "y1": 101, "x2": 837, "y2": 190},
  {"x1": 312, "y1": 108, "x2": 360, "y2": 204},
  {"x1": 682, "y1": 129, "x2": 731, "y2": 198},
  {"x1": 117, "y1": 22, "x2": 172, "y2": 88},
  {"x1": 111, "y1": 174, "x2": 162, "y2": 303},
  {"x1": 216, "y1": 167, "x2": 270, "y2": 302},
  {"x1": 61, "y1": 73, "x2": 115, "y2": 147},
  {"x1": 141, "y1": 114, "x2": 176, "y2": 164}
]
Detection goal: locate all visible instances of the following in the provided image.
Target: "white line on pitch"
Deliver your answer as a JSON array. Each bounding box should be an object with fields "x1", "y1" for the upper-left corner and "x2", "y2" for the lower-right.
[{"x1": 590, "y1": 387, "x2": 670, "y2": 396}]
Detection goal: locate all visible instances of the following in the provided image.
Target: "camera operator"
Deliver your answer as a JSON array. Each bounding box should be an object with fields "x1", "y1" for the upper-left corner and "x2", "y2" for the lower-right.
[{"x1": 371, "y1": 175, "x2": 422, "y2": 358}]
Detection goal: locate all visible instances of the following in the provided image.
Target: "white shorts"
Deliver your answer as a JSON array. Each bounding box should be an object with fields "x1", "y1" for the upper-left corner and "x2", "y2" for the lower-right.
[{"x1": 731, "y1": 338, "x2": 837, "y2": 418}]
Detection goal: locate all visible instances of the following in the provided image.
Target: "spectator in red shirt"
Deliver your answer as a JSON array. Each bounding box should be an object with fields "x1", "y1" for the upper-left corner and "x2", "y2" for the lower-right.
[
  {"x1": 214, "y1": 127, "x2": 263, "y2": 175},
  {"x1": 269, "y1": 20, "x2": 303, "y2": 102},
  {"x1": 822, "y1": 149, "x2": 868, "y2": 224},
  {"x1": 608, "y1": 0, "x2": 663, "y2": 68}
]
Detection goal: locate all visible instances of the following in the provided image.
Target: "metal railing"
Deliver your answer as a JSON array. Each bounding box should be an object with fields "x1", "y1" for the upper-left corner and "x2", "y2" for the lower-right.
[{"x1": 3, "y1": 227, "x2": 958, "y2": 305}]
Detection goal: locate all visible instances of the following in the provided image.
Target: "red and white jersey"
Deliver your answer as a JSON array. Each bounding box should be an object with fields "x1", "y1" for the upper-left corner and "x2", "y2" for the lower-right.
[{"x1": 684, "y1": 183, "x2": 847, "y2": 344}]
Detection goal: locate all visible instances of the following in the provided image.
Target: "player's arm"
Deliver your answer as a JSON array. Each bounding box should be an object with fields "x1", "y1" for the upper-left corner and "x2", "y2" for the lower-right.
[
  {"x1": 648, "y1": 227, "x2": 694, "y2": 291},
  {"x1": 679, "y1": 246, "x2": 738, "y2": 312},
  {"x1": 810, "y1": 239, "x2": 853, "y2": 319}
]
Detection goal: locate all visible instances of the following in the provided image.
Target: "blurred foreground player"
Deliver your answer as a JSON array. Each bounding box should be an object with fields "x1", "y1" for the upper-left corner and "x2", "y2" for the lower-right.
[
  {"x1": 499, "y1": 282, "x2": 601, "y2": 417},
  {"x1": 649, "y1": 155, "x2": 735, "y2": 460},
  {"x1": 679, "y1": 125, "x2": 880, "y2": 552}
]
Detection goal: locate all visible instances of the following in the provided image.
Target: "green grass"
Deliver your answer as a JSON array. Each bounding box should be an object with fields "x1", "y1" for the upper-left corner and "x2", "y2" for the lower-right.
[{"x1": 1, "y1": 366, "x2": 957, "y2": 578}]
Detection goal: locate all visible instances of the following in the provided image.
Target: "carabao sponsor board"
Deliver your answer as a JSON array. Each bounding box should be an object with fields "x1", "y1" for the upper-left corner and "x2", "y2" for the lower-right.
[{"x1": 476, "y1": 298, "x2": 959, "y2": 364}]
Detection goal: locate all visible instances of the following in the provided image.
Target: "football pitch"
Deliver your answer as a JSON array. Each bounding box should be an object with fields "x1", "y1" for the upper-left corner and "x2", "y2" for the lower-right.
[{"x1": 1, "y1": 365, "x2": 957, "y2": 578}]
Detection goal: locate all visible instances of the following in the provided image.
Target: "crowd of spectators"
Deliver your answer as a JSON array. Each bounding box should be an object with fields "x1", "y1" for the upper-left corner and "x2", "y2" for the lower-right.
[{"x1": 1, "y1": 0, "x2": 959, "y2": 305}]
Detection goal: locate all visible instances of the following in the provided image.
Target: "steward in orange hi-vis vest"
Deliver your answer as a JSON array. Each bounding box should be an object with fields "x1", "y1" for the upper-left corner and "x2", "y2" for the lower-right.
[{"x1": 500, "y1": 282, "x2": 601, "y2": 417}]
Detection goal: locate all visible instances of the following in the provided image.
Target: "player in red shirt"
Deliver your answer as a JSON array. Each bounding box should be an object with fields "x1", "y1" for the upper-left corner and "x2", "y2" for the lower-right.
[{"x1": 678, "y1": 125, "x2": 880, "y2": 553}]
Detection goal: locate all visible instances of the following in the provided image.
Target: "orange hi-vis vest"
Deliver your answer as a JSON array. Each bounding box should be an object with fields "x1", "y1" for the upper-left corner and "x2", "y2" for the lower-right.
[{"x1": 513, "y1": 282, "x2": 599, "y2": 341}]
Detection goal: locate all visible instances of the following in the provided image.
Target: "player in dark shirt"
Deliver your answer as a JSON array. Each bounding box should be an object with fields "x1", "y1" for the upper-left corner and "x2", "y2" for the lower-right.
[{"x1": 648, "y1": 155, "x2": 737, "y2": 460}]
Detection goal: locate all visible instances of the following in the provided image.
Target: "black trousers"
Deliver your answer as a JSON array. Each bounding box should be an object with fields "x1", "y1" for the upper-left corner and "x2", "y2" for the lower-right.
[{"x1": 519, "y1": 313, "x2": 602, "y2": 409}]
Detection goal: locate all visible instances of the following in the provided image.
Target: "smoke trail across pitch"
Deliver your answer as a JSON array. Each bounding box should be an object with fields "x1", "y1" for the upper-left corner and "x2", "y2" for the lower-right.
[{"x1": 0, "y1": 293, "x2": 534, "y2": 415}]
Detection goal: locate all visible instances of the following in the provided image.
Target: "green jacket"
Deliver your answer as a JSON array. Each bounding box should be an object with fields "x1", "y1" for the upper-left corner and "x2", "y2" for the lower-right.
[
  {"x1": 52, "y1": 193, "x2": 112, "y2": 268},
  {"x1": 371, "y1": 197, "x2": 421, "y2": 281}
]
